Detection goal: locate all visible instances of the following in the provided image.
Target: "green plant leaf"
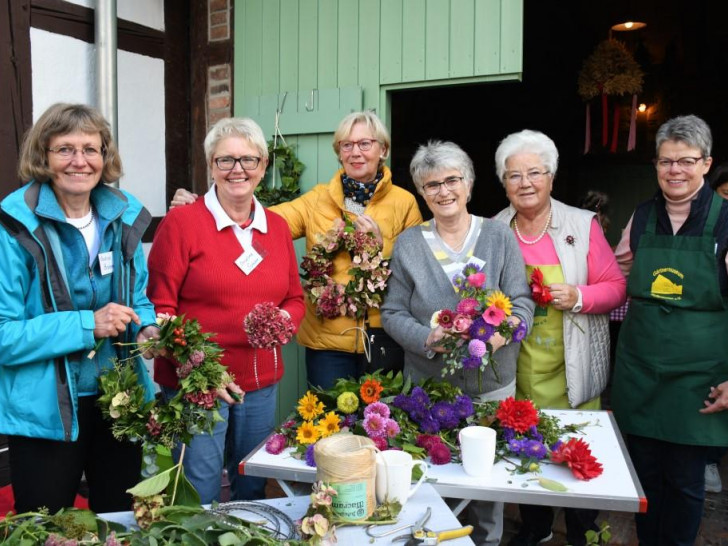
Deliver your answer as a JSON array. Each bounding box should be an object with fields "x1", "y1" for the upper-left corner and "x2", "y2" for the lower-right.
[
  {"x1": 127, "y1": 467, "x2": 173, "y2": 496},
  {"x1": 537, "y1": 477, "x2": 568, "y2": 492},
  {"x1": 167, "y1": 469, "x2": 201, "y2": 507}
]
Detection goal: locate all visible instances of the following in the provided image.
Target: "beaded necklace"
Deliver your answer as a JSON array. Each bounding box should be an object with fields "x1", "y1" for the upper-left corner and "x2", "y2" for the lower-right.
[{"x1": 513, "y1": 208, "x2": 552, "y2": 245}]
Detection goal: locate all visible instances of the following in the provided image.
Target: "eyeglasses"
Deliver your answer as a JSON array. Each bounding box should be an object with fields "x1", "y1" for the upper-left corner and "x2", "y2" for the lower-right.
[
  {"x1": 504, "y1": 170, "x2": 550, "y2": 185},
  {"x1": 339, "y1": 139, "x2": 378, "y2": 153},
  {"x1": 422, "y1": 176, "x2": 464, "y2": 196},
  {"x1": 214, "y1": 156, "x2": 261, "y2": 171},
  {"x1": 654, "y1": 157, "x2": 704, "y2": 170},
  {"x1": 47, "y1": 146, "x2": 104, "y2": 159}
]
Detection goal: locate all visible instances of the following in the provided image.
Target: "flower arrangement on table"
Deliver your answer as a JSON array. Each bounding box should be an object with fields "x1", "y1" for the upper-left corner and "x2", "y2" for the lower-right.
[
  {"x1": 300, "y1": 216, "x2": 390, "y2": 319},
  {"x1": 430, "y1": 263, "x2": 528, "y2": 391}
]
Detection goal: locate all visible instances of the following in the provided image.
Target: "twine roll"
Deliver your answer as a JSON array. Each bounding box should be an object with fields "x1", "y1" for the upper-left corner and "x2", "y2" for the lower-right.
[{"x1": 314, "y1": 433, "x2": 376, "y2": 520}]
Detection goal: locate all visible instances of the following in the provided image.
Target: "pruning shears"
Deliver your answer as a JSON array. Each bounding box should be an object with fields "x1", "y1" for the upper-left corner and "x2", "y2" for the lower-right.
[{"x1": 399, "y1": 524, "x2": 474, "y2": 545}]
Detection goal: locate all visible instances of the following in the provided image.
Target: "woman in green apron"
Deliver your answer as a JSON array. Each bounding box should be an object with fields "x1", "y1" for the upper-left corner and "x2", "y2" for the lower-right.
[
  {"x1": 613, "y1": 115, "x2": 728, "y2": 546},
  {"x1": 493, "y1": 130, "x2": 627, "y2": 546}
]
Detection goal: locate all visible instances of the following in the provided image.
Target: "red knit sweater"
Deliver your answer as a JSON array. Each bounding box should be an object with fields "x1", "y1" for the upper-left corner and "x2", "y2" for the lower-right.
[{"x1": 147, "y1": 200, "x2": 305, "y2": 391}]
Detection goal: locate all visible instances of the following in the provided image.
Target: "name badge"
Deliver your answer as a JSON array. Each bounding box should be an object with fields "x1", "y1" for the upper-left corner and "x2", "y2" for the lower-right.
[
  {"x1": 98, "y1": 252, "x2": 114, "y2": 276},
  {"x1": 235, "y1": 246, "x2": 263, "y2": 275}
]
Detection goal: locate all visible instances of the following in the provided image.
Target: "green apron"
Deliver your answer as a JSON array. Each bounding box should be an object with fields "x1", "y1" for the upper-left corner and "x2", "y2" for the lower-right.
[
  {"x1": 613, "y1": 194, "x2": 728, "y2": 446},
  {"x1": 517, "y1": 265, "x2": 600, "y2": 410}
]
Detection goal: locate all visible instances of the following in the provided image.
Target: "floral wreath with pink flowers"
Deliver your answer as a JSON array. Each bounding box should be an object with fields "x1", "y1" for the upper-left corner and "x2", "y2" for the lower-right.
[{"x1": 300, "y1": 216, "x2": 391, "y2": 320}]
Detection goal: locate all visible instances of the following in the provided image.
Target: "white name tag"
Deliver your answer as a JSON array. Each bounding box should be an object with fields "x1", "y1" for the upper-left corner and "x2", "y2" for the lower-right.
[
  {"x1": 98, "y1": 252, "x2": 114, "y2": 276},
  {"x1": 235, "y1": 247, "x2": 263, "y2": 275}
]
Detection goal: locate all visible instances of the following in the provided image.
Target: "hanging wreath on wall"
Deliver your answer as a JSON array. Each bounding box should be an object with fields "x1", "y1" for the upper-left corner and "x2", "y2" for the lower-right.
[
  {"x1": 254, "y1": 140, "x2": 304, "y2": 206},
  {"x1": 578, "y1": 39, "x2": 644, "y2": 153}
]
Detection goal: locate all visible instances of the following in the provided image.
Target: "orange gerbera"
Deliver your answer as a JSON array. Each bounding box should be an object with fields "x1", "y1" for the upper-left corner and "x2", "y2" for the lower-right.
[{"x1": 360, "y1": 378, "x2": 383, "y2": 404}]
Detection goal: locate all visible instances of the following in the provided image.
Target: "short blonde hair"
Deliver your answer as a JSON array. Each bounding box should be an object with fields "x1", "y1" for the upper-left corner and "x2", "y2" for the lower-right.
[
  {"x1": 18, "y1": 103, "x2": 122, "y2": 184},
  {"x1": 203, "y1": 117, "x2": 269, "y2": 165},
  {"x1": 332, "y1": 111, "x2": 391, "y2": 165}
]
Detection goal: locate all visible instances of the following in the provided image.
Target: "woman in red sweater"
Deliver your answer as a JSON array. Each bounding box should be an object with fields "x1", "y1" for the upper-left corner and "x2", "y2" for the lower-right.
[{"x1": 147, "y1": 118, "x2": 305, "y2": 502}]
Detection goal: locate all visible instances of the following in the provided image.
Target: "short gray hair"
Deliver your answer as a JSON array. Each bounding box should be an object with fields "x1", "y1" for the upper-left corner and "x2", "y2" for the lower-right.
[
  {"x1": 409, "y1": 140, "x2": 474, "y2": 195},
  {"x1": 494, "y1": 129, "x2": 559, "y2": 185},
  {"x1": 655, "y1": 115, "x2": 712, "y2": 158},
  {"x1": 203, "y1": 117, "x2": 269, "y2": 164}
]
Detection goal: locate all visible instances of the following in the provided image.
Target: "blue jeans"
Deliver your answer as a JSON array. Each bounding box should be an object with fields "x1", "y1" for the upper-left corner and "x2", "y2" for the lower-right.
[
  {"x1": 305, "y1": 348, "x2": 364, "y2": 390},
  {"x1": 161, "y1": 384, "x2": 277, "y2": 503},
  {"x1": 627, "y1": 434, "x2": 708, "y2": 546}
]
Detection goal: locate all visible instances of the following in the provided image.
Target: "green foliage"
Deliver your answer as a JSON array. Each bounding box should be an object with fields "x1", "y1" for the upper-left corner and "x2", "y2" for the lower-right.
[
  {"x1": 585, "y1": 521, "x2": 612, "y2": 545},
  {"x1": 255, "y1": 140, "x2": 304, "y2": 207}
]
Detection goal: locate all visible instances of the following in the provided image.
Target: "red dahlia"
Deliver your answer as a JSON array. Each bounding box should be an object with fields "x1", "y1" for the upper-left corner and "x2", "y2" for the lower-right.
[
  {"x1": 495, "y1": 397, "x2": 539, "y2": 433},
  {"x1": 550, "y1": 437, "x2": 604, "y2": 480}
]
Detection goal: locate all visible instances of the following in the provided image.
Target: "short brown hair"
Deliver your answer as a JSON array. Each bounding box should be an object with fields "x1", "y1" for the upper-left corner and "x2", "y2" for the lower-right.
[{"x1": 17, "y1": 103, "x2": 123, "y2": 184}]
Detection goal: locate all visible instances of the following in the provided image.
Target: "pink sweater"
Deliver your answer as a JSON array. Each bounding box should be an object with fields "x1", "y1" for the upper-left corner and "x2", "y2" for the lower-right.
[
  {"x1": 520, "y1": 217, "x2": 626, "y2": 314},
  {"x1": 147, "y1": 200, "x2": 305, "y2": 392}
]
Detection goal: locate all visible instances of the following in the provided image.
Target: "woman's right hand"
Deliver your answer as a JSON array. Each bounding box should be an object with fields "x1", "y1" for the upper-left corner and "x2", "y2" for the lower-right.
[
  {"x1": 170, "y1": 188, "x2": 198, "y2": 209},
  {"x1": 425, "y1": 326, "x2": 448, "y2": 353},
  {"x1": 216, "y1": 381, "x2": 245, "y2": 405},
  {"x1": 93, "y1": 303, "x2": 141, "y2": 339}
]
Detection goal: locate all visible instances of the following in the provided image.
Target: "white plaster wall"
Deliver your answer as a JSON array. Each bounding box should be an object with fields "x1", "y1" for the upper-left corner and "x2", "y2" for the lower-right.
[{"x1": 65, "y1": 0, "x2": 165, "y2": 31}]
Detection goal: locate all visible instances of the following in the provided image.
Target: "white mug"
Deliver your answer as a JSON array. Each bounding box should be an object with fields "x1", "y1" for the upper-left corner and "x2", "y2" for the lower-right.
[
  {"x1": 458, "y1": 426, "x2": 496, "y2": 478},
  {"x1": 375, "y1": 450, "x2": 428, "y2": 505}
]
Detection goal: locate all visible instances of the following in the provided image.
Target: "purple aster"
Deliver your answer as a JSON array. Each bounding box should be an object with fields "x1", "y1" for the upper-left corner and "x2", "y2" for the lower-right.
[
  {"x1": 431, "y1": 402, "x2": 460, "y2": 429},
  {"x1": 469, "y1": 317, "x2": 495, "y2": 342},
  {"x1": 528, "y1": 425, "x2": 543, "y2": 442},
  {"x1": 409, "y1": 406, "x2": 430, "y2": 423},
  {"x1": 419, "y1": 414, "x2": 441, "y2": 434},
  {"x1": 524, "y1": 440, "x2": 548, "y2": 460},
  {"x1": 364, "y1": 401, "x2": 391, "y2": 419},
  {"x1": 383, "y1": 418, "x2": 401, "y2": 438},
  {"x1": 410, "y1": 387, "x2": 431, "y2": 406},
  {"x1": 392, "y1": 393, "x2": 411, "y2": 411},
  {"x1": 508, "y1": 438, "x2": 527, "y2": 455},
  {"x1": 503, "y1": 427, "x2": 515, "y2": 442},
  {"x1": 462, "y1": 356, "x2": 482, "y2": 370},
  {"x1": 340, "y1": 413, "x2": 357, "y2": 429},
  {"x1": 512, "y1": 321, "x2": 528, "y2": 343},
  {"x1": 363, "y1": 413, "x2": 387, "y2": 438},
  {"x1": 550, "y1": 439, "x2": 563, "y2": 452},
  {"x1": 462, "y1": 262, "x2": 483, "y2": 276},
  {"x1": 453, "y1": 395, "x2": 474, "y2": 419},
  {"x1": 304, "y1": 444, "x2": 316, "y2": 467}
]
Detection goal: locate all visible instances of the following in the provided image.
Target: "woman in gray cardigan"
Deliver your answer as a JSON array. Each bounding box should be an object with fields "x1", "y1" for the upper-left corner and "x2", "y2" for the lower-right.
[{"x1": 381, "y1": 141, "x2": 533, "y2": 546}]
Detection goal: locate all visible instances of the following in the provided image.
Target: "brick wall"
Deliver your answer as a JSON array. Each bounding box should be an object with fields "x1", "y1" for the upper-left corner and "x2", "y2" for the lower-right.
[{"x1": 206, "y1": 0, "x2": 231, "y2": 129}]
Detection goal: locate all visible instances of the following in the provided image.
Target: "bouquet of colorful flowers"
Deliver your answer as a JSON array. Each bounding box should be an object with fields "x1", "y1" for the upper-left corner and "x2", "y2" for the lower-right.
[
  {"x1": 489, "y1": 397, "x2": 603, "y2": 481},
  {"x1": 431, "y1": 263, "x2": 528, "y2": 390},
  {"x1": 97, "y1": 313, "x2": 231, "y2": 475},
  {"x1": 244, "y1": 301, "x2": 295, "y2": 349},
  {"x1": 301, "y1": 216, "x2": 391, "y2": 319}
]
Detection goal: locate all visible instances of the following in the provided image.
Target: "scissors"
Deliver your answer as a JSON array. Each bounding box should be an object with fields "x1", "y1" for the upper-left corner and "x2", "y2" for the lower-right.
[
  {"x1": 399, "y1": 525, "x2": 474, "y2": 545},
  {"x1": 365, "y1": 506, "x2": 432, "y2": 539}
]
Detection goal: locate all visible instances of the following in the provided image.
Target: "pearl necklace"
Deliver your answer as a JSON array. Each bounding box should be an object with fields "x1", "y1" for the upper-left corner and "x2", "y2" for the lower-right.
[{"x1": 513, "y1": 208, "x2": 552, "y2": 245}]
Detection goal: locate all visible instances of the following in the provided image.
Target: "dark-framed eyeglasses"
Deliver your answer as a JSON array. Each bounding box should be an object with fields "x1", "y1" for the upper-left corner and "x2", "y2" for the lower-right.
[
  {"x1": 47, "y1": 145, "x2": 104, "y2": 159},
  {"x1": 504, "y1": 170, "x2": 550, "y2": 185},
  {"x1": 653, "y1": 156, "x2": 704, "y2": 171},
  {"x1": 422, "y1": 176, "x2": 464, "y2": 196},
  {"x1": 339, "y1": 139, "x2": 378, "y2": 153},
  {"x1": 214, "y1": 156, "x2": 261, "y2": 171}
]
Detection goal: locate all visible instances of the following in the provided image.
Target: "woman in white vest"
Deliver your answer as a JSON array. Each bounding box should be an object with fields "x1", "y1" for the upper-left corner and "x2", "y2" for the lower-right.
[{"x1": 492, "y1": 129, "x2": 626, "y2": 546}]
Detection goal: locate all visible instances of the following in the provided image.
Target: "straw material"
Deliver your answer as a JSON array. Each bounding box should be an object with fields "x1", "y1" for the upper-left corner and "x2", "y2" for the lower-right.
[{"x1": 315, "y1": 432, "x2": 376, "y2": 520}]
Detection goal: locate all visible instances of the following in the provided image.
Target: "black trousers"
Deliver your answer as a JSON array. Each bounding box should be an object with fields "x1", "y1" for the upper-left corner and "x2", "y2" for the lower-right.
[
  {"x1": 8, "y1": 395, "x2": 142, "y2": 514},
  {"x1": 519, "y1": 503, "x2": 599, "y2": 546}
]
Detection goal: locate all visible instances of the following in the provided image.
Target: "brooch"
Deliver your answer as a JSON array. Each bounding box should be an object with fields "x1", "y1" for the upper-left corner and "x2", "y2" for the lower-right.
[{"x1": 565, "y1": 235, "x2": 575, "y2": 246}]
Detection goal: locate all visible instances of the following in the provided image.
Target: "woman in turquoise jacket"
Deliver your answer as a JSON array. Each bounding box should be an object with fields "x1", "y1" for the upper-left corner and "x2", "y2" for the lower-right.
[{"x1": 0, "y1": 103, "x2": 158, "y2": 514}]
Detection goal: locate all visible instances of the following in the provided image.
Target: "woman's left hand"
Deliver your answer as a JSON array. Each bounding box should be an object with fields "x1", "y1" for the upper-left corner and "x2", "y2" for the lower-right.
[
  {"x1": 490, "y1": 332, "x2": 508, "y2": 352},
  {"x1": 354, "y1": 214, "x2": 383, "y2": 246},
  {"x1": 217, "y1": 381, "x2": 245, "y2": 405},
  {"x1": 136, "y1": 325, "x2": 162, "y2": 359},
  {"x1": 549, "y1": 283, "x2": 578, "y2": 311},
  {"x1": 700, "y1": 381, "x2": 728, "y2": 414}
]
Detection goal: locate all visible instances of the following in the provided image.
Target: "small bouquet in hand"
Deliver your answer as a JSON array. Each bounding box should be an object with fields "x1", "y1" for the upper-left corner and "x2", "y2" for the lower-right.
[
  {"x1": 243, "y1": 302, "x2": 294, "y2": 349},
  {"x1": 431, "y1": 263, "x2": 527, "y2": 391},
  {"x1": 529, "y1": 267, "x2": 584, "y2": 332}
]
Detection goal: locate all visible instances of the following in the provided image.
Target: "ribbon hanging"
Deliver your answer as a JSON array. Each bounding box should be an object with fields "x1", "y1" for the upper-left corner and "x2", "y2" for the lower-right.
[
  {"x1": 627, "y1": 94, "x2": 638, "y2": 151},
  {"x1": 610, "y1": 103, "x2": 621, "y2": 153},
  {"x1": 601, "y1": 92, "x2": 608, "y2": 147},
  {"x1": 584, "y1": 103, "x2": 591, "y2": 154}
]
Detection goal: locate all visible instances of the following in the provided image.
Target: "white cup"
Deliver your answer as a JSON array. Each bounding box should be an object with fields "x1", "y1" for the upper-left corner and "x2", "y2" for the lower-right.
[
  {"x1": 375, "y1": 450, "x2": 428, "y2": 505},
  {"x1": 459, "y1": 426, "x2": 496, "y2": 478}
]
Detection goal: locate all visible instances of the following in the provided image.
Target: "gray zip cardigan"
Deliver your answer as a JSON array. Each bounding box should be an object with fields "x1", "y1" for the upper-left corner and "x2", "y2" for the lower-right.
[{"x1": 381, "y1": 216, "x2": 534, "y2": 396}]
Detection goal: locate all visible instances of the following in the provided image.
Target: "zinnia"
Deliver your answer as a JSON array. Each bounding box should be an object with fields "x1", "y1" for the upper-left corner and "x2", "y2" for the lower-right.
[
  {"x1": 360, "y1": 378, "x2": 383, "y2": 404},
  {"x1": 336, "y1": 391, "x2": 359, "y2": 414}
]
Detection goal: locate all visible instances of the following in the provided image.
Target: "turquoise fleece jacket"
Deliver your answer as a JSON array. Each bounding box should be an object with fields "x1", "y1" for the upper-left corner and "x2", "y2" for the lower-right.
[{"x1": 0, "y1": 181, "x2": 156, "y2": 441}]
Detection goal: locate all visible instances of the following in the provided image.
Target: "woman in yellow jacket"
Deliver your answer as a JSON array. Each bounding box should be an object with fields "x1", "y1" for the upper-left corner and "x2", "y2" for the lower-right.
[{"x1": 172, "y1": 111, "x2": 422, "y2": 388}]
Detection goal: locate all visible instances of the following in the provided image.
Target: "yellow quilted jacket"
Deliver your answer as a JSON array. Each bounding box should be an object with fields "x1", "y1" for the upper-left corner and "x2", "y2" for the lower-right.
[{"x1": 271, "y1": 166, "x2": 422, "y2": 353}]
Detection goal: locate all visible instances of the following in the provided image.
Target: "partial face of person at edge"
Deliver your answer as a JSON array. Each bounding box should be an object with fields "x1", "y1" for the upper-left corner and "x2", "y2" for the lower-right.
[
  {"x1": 47, "y1": 131, "x2": 104, "y2": 202},
  {"x1": 339, "y1": 122, "x2": 383, "y2": 182},
  {"x1": 655, "y1": 140, "x2": 711, "y2": 201},
  {"x1": 716, "y1": 181, "x2": 728, "y2": 200},
  {"x1": 212, "y1": 136, "x2": 268, "y2": 204},
  {"x1": 503, "y1": 152, "x2": 553, "y2": 214},
  {"x1": 421, "y1": 168, "x2": 469, "y2": 220}
]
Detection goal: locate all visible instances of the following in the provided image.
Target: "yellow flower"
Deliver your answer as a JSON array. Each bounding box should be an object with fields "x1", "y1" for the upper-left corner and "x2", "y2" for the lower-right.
[
  {"x1": 296, "y1": 420, "x2": 320, "y2": 445},
  {"x1": 486, "y1": 291, "x2": 512, "y2": 316},
  {"x1": 297, "y1": 391, "x2": 325, "y2": 420},
  {"x1": 336, "y1": 391, "x2": 359, "y2": 414},
  {"x1": 317, "y1": 411, "x2": 341, "y2": 438}
]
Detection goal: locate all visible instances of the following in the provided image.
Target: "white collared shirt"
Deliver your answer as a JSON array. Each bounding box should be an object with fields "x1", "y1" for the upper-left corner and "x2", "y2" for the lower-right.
[{"x1": 204, "y1": 185, "x2": 268, "y2": 251}]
